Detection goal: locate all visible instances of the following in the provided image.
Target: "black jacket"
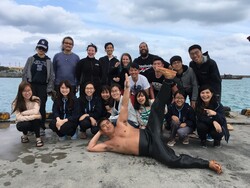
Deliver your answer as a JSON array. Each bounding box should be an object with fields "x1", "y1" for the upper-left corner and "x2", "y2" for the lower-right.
[
  {"x1": 99, "y1": 55, "x2": 119, "y2": 85},
  {"x1": 76, "y1": 56, "x2": 102, "y2": 88},
  {"x1": 196, "y1": 101, "x2": 230, "y2": 142},
  {"x1": 52, "y1": 96, "x2": 79, "y2": 123},
  {"x1": 189, "y1": 52, "x2": 221, "y2": 99},
  {"x1": 78, "y1": 95, "x2": 104, "y2": 121},
  {"x1": 165, "y1": 103, "x2": 196, "y2": 130}
]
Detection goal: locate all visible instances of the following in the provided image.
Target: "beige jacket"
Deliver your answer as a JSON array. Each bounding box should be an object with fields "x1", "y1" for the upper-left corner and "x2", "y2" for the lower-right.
[{"x1": 13, "y1": 96, "x2": 41, "y2": 122}]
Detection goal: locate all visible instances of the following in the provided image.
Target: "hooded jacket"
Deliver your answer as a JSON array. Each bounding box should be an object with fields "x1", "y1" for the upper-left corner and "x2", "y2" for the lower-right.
[{"x1": 189, "y1": 52, "x2": 221, "y2": 99}]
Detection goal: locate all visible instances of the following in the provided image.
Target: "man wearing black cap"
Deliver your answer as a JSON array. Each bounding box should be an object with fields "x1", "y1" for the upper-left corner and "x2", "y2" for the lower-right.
[
  {"x1": 188, "y1": 44, "x2": 221, "y2": 101},
  {"x1": 170, "y1": 55, "x2": 198, "y2": 109}
]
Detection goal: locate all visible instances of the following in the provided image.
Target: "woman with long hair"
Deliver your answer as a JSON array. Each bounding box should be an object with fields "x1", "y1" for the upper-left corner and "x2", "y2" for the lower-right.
[
  {"x1": 12, "y1": 81, "x2": 43, "y2": 147},
  {"x1": 49, "y1": 80, "x2": 79, "y2": 140},
  {"x1": 109, "y1": 53, "x2": 132, "y2": 90},
  {"x1": 195, "y1": 85, "x2": 229, "y2": 148},
  {"x1": 134, "y1": 90, "x2": 152, "y2": 129}
]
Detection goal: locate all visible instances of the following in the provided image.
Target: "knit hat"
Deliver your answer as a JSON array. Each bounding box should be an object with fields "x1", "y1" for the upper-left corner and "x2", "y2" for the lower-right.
[
  {"x1": 170, "y1": 55, "x2": 182, "y2": 65},
  {"x1": 36, "y1": 39, "x2": 48, "y2": 50}
]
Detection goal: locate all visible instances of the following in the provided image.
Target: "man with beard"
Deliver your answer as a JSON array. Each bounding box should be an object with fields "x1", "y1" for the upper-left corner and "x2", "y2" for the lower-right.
[{"x1": 133, "y1": 42, "x2": 169, "y2": 78}]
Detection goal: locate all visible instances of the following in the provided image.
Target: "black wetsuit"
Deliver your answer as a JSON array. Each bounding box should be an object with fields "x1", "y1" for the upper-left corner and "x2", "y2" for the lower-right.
[{"x1": 139, "y1": 80, "x2": 209, "y2": 169}]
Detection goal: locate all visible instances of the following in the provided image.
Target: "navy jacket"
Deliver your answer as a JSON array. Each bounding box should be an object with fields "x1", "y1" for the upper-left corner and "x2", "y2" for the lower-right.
[
  {"x1": 52, "y1": 96, "x2": 80, "y2": 123},
  {"x1": 165, "y1": 103, "x2": 196, "y2": 130},
  {"x1": 196, "y1": 102, "x2": 230, "y2": 142},
  {"x1": 78, "y1": 95, "x2": 104, "y2": 121}
]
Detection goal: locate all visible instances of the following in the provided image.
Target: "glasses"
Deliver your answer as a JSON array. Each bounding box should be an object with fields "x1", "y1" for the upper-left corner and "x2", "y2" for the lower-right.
[
  {"x1": 189, "y1": 50, "x2": 200, "y2": 56},
  {"x1": 22, "y1": 89, "x2": 32, "y2": 93},
  {"x1": 64, "y1": 42, "x2": 73, "y2": 45},
  {"x1": 37, "y1": 47, "x2": 46, "y2": 51}
]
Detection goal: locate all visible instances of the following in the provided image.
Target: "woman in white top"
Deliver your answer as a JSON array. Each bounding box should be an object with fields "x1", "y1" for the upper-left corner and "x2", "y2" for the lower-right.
[{"x1": 109, "y1": 83, "x2": 138, "y2": 128}]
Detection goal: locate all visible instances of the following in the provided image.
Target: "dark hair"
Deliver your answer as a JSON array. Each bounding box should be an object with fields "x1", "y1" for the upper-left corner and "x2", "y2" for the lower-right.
[
  {"x1": 153, "y1": 56, "x2": 164, "y2": 64},
  {"x1": 87, "y1": 43, "x2": 97, "y2": 52},
  {"x1": 129, "y1": 62, "x2": 140, "y2": 70},
  {"x1": 101, "y1": 85, "x2": 111, "y2": 94},
  {"x1": 169, "y1": 55, "x2": 182, "y2": 65},
  {"x1": 100, "y1": 85, "x2": 114, "y2": 106},
  {"x1": 81, "y1": 81, "x2": 95, "y2": 96},
  {"x1": 173, "y1": 90, "x2": 187, "y2": 99},
  {"x1": 56, "y1": 80, "x2": 75, "y2": 110},
  {"x1": 120, "y1": 53, "x2": 132, "y2": 71},
  {"x1": 188, "y1": 44, "x2": 202, "y2": 53},
  {"x1": 139, "y1": 42, "x2": 148, "y2": 48},
  {"x1": 104, "y1": 42, "x2": 114, "y2": 49},
  {"x1": 134, "y1": 90, "x2": 151, "y2": 110},
  {"x1": 110, "y1": 83, "x2": 122, "y2": 91},
  {"x1": 196, "y1": 85, "x2": 218, "y2": 114},
  {"x1": 12, "y1": 81, "x2": 40, "y2": 113},
  {"x1": 61, "y1": 36, "x2": 74, "y2": 51},
  {"x1": 97, "y1": 117, "x2": 110, "y2": 128}
]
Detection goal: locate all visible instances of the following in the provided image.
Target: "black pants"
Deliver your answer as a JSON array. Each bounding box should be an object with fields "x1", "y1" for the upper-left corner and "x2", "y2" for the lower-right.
[
  {"x1": 139, "y1": 80, "x2": 209, "y2": 169},
  {"x1": 16, "y1": 119, "x2": 41, "y2": 138},
  {"x1": 31, "y1": 83, "x2": 47, "y2": 129},
  {"x1": 197, "y1": 121, "x2": 224, "y2": 141},
  {"x1": 49, "y1": 119, "x2": 78, "y2": 137},
  {"x1": 79, "y1": 117, "x2": 99, "y2": 135}
]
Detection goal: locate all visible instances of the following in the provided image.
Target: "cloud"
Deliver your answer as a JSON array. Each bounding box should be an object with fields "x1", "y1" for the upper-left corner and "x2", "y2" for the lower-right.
[
  {"x1": 0, "y1": 0, "x2": 83, "y2": 33},
  {"x1": 0, "y1": 0, "x2": 249, "y2": 75},
  {"x1": 97, "y1": 0, "x2": 250, "y2": 25}
]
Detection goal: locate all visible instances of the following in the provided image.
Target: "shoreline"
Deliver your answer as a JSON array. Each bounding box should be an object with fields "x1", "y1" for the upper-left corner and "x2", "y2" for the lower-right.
[{"x1": 1, "y1": 111, "x2": 250, "y2": 129}]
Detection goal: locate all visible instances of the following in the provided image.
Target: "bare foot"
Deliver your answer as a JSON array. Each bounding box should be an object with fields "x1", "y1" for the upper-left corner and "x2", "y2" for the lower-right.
[
  {"x1": 209, "y1": 160, "x2": 222, "y2": 174},
  {"x1": 157, "y1": 67, "x2": 176, "y2": 79}
]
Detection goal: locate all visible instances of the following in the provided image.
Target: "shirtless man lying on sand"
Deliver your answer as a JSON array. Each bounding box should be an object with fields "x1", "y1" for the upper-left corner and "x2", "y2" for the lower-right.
[{"x1": 87, "y1": 67, "x2": 222, "y2": 174}]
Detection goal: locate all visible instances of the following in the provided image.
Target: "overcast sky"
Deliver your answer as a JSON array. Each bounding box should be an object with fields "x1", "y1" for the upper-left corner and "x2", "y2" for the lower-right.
[{"x1": 0, "y1": 0, "x2": 249, "y2": 74}]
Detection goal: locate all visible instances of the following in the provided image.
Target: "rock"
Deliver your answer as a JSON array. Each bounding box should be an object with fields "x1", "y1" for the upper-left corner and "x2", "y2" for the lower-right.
[
  {"x1": 223, "y1": 106, "x2": 231, "y2": 112},
  {"x1": 241, "y1": 109, "x2": 250, "y2": 116},
  {"x1": 0, "y1": 112, "x2": 10, "y2": 120}
]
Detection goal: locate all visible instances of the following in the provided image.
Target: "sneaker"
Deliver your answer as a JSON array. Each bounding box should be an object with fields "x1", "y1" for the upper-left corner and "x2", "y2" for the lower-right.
[
  {"x1": 206, "y1": 134, "x2": 213, "y2": 142},
  {"x1": 40, "y1": 128, "x2": 45, "y2": 136},
  {"x1": 58, "y1": 136, "x2": 67, "y2": 141},
  {"x1": 167, "y1": 139, "x2": 176, "y2": 147},
  {"x1": 201, "y1": 140, "x2": 207, "y2": 148},
  {"x1": 213, "y1": 140, "x2": 221, "y2": 148},
  {"x1": 182, "y1": 137, "x2": 189, "y2": 145},
  {"x1": 79, "y1": 131, "x2": 87, "y2": 139},
  {"x1": 71, "y1": 129, "x2": 78, "y2": 140}
]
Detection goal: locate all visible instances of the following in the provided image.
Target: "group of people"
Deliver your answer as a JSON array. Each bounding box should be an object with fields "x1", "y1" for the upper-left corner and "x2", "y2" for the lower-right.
[{"x1": 11, "y1": 36, "x2": 229, "y2": 174}]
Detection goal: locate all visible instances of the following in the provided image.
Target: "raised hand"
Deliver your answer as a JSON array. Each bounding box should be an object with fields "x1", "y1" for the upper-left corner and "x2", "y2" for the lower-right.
[{"x1": 124, "y1": 73, "x2": 130, "y2": 89}]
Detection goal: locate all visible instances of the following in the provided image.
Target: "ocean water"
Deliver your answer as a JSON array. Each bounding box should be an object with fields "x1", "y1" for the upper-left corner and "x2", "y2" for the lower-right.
[{"x1": 0, "y1": 78, "x2": 249, "y2": 115}]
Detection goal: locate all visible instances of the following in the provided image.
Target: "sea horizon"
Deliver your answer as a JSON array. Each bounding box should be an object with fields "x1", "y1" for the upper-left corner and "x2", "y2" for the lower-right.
[{"x1": 0, "y1": 77, "x2": 250, "y2": 117}]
